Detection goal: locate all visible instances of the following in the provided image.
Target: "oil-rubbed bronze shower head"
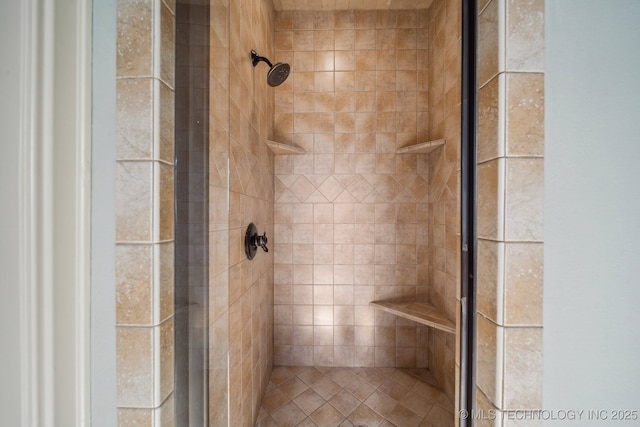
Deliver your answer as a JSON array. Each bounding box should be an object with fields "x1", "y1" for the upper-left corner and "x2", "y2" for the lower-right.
[{"x1": 251, "y1": 50, "x2": 290, "y2": 87}]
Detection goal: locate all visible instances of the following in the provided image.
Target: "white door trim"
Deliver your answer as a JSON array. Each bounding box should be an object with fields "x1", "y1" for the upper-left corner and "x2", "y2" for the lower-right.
[{"x1": 17, "y1": 0, "x2": 93, "y2": 424}]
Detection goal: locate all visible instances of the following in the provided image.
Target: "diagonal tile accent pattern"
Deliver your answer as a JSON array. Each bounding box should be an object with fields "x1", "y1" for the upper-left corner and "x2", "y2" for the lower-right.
[
  {"x1": 256, "y1": 366, "x2": 454, "y2": 427},
  {"x1": 276, "y1": 173, "x2": 429, "y2": 205}
]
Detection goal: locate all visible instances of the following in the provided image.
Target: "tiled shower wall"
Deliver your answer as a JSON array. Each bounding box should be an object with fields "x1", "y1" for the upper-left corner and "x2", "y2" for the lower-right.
[
  {"x1": 115, "y1": 0, "x2": 176, "y2": 423},
  {"x1": 272, "y1": 9, "x2": 434, "y2": 369},
  {"x1": 208, "y1": 0, "x2": 230, "y2": 424},
  {"x1": 475, "y1": 0, "x2": 544, "y2": 422},
  {"x1": 426, "y1": 0, "x2": 461, "y2": 404},
  {"x1": 224, "y1": 0, "x2": 277, "y2": 426}
]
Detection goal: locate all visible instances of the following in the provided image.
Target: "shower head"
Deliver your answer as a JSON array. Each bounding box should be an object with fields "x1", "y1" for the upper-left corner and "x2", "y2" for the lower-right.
[
  {"x1": 251, "y1": 50, "x2": 290, "y2": 87},
  {"x1": 266, "y1": 62, "x2": 291, "y2": 87}
]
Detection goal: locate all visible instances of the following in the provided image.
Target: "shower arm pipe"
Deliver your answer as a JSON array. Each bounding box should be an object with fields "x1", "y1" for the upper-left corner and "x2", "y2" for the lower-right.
[{"x1": 251, "y1": 50, "x2": 273, "y2": 68}]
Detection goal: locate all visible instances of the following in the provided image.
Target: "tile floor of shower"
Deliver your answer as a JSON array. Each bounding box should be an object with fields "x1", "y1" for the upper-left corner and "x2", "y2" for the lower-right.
[{"x1": 256, "y1": 365, "x2": 454, "y2": 427}]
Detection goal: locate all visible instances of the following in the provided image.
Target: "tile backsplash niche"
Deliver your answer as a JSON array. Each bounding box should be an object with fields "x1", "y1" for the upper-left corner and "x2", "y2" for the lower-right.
[{"x1": 272, "y1": 9, "x2": 434, "y2": 369}]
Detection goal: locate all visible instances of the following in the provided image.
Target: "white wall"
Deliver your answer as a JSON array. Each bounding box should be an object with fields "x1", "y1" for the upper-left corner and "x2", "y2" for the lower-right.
[
  {"x1": 0, "y1": 0, "x2": 24, "y2": 424},
  {"x1": 92, "y1": 0, "x2": 117, "y2": 425},
  {"x1": 544, "y1": 1, "x2": 640, "y2": 424}
]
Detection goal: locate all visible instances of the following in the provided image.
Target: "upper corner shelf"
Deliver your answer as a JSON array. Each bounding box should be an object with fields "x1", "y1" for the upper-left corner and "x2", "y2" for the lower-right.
[
  {"x1": 266, "y1": 139, "x2": 306, "y2": 155},
  {"x1": 396, "y1": 138, "x2": 446, "y2": 154}
]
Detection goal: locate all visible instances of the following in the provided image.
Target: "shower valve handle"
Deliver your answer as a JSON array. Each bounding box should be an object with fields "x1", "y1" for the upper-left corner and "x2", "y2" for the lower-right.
[
  {"x1": 245, "y1": 223, "x2": 268, "y2": 260},
  {"x1": 254, "y1": 232, "x2": 268, "y2": 253}
]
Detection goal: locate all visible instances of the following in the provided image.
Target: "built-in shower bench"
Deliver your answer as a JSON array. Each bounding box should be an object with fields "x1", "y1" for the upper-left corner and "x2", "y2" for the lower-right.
[{"x1": 369, "y1": 300, "x2": 455, "y2": 334}]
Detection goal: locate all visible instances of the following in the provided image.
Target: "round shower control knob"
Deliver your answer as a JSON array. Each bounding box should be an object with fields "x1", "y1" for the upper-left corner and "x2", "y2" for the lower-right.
[{"x1": 244, "y1": 223, "x2": 269, "y2": 260}]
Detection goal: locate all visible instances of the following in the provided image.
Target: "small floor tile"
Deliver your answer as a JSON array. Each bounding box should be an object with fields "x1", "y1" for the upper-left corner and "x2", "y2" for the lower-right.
[{"x1": 254, "y1": 367, "x2": 453, "y2": 427}]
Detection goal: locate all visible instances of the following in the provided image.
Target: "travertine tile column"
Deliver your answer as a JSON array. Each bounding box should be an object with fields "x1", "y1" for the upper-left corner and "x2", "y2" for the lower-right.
[
  {"x1": 475, "y1": 0, "x2": 544, "y2": 424},
  {"x1": 115, "y1": 0, "x2": 176, "y2": 424}
]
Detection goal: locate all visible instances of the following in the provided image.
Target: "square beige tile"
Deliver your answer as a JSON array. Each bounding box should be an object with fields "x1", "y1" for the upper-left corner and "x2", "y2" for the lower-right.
[
  {"x1": 476, "y1": 239, "x2": 502, "y2": 323},
  {"x1": 116, "y1": 161, "x2": 153, "y2": 242},
  {"x1": 503, "y1": 327, "x2": 543, "y2": 409},
  {"x1": 504, "y1": 242, "x2": 543, "y2": 326},
  {"x1": 506, "y1": 73, "x2": 544, "y2": 157},
  {"x1": 116, "y1": 0, "x2": 152, "y2": 78},
  {"x1": 476, "y1": 315, "x2": 501, "y2": 408},
  {"x1": 504, "y1": 158, "x2": 543, "y2": 241},
  {"x1": 477, "y1": 158, "x2": 504, "y2": 241},
  {"x1": 506, "y1": 0, "x2": 544, "y2": 72},
  {"x1": 477, "y1": 0, "x2": 499, "y2": 87},
  {"x1": 477, "y1": 74, "x2": 500, "y2": 163},
  {"x1": 116, "y1": 326, "x2": 153, "y2": 407},
  {"x1": 294, "y1": 388, "x2": 326, "y2": 416}
]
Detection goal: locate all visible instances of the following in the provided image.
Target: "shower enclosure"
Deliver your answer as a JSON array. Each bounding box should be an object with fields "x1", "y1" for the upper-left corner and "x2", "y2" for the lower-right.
[
  {"x1": 109, "y1": 0, "x2": 549, "y2": 422},
  {"x1": 171, "y1": 0, "x2": 467, "y2": 425}
]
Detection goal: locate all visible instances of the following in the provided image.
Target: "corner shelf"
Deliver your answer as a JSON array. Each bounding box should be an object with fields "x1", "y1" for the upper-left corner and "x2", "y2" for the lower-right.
[
  {"x1": 370, "y1": 300, "x2": 455, "y2": 335},
  {"x1": 396, "y1": 138, "x2": 446, "y2": 154},
  {"x1": 266, "y1": 139, "x2": 306, "y2": 155}
]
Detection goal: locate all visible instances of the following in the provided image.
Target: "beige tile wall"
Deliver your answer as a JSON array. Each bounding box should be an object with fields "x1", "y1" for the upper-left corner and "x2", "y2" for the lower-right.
[
  {"x1": 426, "y1": 0, "x2": 461, "y2": 406},
  {"x1": 272, "y1": 9, "x2": 434, "y2": 369},
  {"x1": 475, "y1": 0, "x2": 544, "y2": 421},
  {"x1": 208, "y1": 0, "x2": 231, "y2": 424},
  {"x1": 226, "y1": 0, "x2": 277, "y2": 426},
  {"x1": 115, "y1": 0, "x2": 176, "y2": 424}
]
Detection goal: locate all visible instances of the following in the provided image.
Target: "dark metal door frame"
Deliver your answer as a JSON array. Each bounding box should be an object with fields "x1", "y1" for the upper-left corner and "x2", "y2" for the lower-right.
[{"x1": 460, "y1": 0, "x2": 478, "y2": 425}]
